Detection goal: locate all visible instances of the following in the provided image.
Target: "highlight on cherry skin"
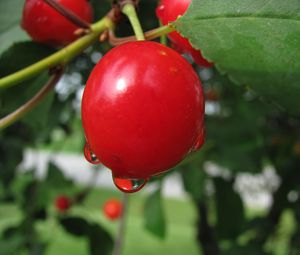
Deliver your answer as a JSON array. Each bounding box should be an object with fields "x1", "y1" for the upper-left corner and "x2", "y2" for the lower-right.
[
  {"x1": 81, "y1": 41, "x2": 205, "y2": 193},
  {"x1": 21, "y1": 0, "x2": 93, "y2": 47},
  {"x1": 156, "y1": 0, "x2": 213, "y2": 67},
  {"x1": 103, "y1": 199, "x2": 123, "y2": 221}
]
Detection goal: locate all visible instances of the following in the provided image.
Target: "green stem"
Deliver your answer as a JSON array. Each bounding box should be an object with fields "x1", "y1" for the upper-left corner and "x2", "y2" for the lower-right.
[
  {"x1": 146, "y1": 24, "x2": 175, "y2": 41},
  {"x1": 112, "y1": 193, "x2": 129, "y2": 255},
  {"x1": 0, "y1": 17, "x2": 114, "y2": 90},
  {"x1": 0, "y1": 69, "x2": 63, "y2": 130},
  {"x1": 109, "y1": 24, "x2": 174, "y2": 46},
  {"x1": 159, "y1": 21, "x2": 167, "y2": 45},
  {"x1": 122, "y1": 3, "x2": 145, "y2": 41}
]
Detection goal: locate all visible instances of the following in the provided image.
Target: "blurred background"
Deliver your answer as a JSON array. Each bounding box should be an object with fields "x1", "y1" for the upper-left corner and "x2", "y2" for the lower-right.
[{"x1": 1, "y1": 0, "x2": 300, "y2": 255}]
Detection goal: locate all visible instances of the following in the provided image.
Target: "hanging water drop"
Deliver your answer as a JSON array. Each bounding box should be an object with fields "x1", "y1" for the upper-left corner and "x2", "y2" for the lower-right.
[
  {"x1": 84, "y1": 142, "x2": 100, "y2": 164},
  {"x1": 113, "y1": 176, "x2": 148, "y2": 193}
]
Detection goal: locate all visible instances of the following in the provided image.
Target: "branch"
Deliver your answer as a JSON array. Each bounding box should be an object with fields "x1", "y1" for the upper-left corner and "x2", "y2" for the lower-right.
[
  {"x1": 44, "y1": 0, "x2": 91, "y2": 29},
  {"x1": 196, "y1": 201, "x2": 220, "y2": 255},
  {"x1": 112, "y1": 193, "x2": 129, "y2": 255},
  {"x1": 121, "y1": 2, "x2": 145, "y2": 41},
  {"x1": 0, "y1": 16, "x2": 114, "y2": 90},
  {"x1": 108, "y1": 25, "x2": 174, "y2": 46},
  {"x1": 0, "y1": 67, "x2": 64, "y2": 130}
]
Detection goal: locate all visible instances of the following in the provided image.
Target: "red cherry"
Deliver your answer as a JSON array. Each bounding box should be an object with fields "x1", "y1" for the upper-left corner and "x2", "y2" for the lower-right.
[
  {"x1": 55, "y1": 195, "x2": 71, "y2": 212},
  {"x1": 103, "y1": 199, "x2": 123, "y2": 221},
  {"x1": 156, "y1": 0, "x2": 213, "y2": 67},
  {"x1": 21, "y1": 0, "x2": 93, "y2": 47},
  {"x1": 82, "y1": 41, "x2": 205, "y2": 182}
]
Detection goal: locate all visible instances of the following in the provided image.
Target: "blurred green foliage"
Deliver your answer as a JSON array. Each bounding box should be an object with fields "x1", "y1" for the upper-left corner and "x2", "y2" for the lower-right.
[{"x1": 1, "y1": 0, "x2": 300, "y2": 255}]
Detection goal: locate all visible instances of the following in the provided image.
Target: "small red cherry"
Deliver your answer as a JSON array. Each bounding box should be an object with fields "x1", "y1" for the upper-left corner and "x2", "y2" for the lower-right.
[
  {"x1": 103, "y1": 199, "x2": 123, "y2": 221},
  {"x1": 82, "y1": 41, "x2": 205, "y2": 187},
  {"x1": 156, "y1": 0, "x2": 213, "y2": 67},
  {"x1": 55, "y1": 195, "x2": 71, "y2": 212},
  {"x1": 21, "y1": 0, "x2": 93, "y2": 47}
]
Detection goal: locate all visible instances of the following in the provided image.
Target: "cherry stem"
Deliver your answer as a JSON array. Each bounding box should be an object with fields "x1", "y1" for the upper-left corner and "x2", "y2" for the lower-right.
[
  {"x1": 0, "y1": 17, "x2": 114, "y2": 90},
  {"x1": 159, "y1": 21, "x2": 167, "y2": 45},
  {"x1": 109, "y1": 24, "x2": 175, "y2": 46},
  {"x1": 112, "y1": 193, "x2": 129, "y2": 255},
  {"x1": 121, "y1": 3, "x2": 145, "y2": 41},
  {"x1": 44, "y1": 0, "x2": 91, "y2": 29},
  {"x1": 0, "y1": 67, "x2": 63, "y2": 130}
]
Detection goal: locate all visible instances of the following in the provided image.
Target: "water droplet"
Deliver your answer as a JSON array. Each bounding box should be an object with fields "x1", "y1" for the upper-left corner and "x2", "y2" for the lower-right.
[
  {"x1": 192, "y1": 128, "x2": 205, "y2": 151},
  {"x1": 113, "y1": 176, "x2": 148, "y2": 193},
  {"x1": 84, "y1": 143, "x2": 100, "y2": 164}
]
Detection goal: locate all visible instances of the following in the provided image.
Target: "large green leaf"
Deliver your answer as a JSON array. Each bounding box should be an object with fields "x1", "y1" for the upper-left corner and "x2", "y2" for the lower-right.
[
  {"x1": 60, "y1": 217, "x2": 90, "y2": 237},
  {"x1": 88, "y1": 224, "x2": 114, "y2": 255},
  {"x1": 180, "y1": 164, "x2": 206, "y2": 201},
  {"x1": 144, "y1": 188, "x2": 166, "y2": 239},
  {"x1": 176, "y1": 0, "x2": 300, "y2": 115},
  {"x1": 213, "y1": 178, "x2": 246, "y2": 239},
  {"x1": 46, "y1": 162, "x2": 73, "y2": 189},
  {"x1": 0, "y1": 0, "x2": 28, "y2": 54},
  {"x1": 0, "y1": 42, "x2": 56, "y2": 130}
]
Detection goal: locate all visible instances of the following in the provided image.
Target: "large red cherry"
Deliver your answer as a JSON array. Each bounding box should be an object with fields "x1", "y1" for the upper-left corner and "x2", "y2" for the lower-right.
[
  {"x1": 82, "y1": 41, "x2": 205, "y2": 192},
  {"x1": 156, "y1": 0, "x2": 212, "y2": 67},
  {"x1": 21, "y1": 0, "x2": 93, "y2": 47}
]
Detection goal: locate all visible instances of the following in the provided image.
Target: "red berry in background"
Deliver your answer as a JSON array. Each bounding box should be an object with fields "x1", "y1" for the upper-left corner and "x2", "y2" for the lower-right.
[
  {"x1": 103, "y1": 199, "x2": 123, "y2": 221},
  {"x1": 156, "y1": 0, "x2": 213, "y2": 67},
  {"x1": 55, "y1": 195, "x2": 71, "y2": 212},
  {"x1": 82, "y1": 41, "x2": 205, "y2": 192},
  {"x1": 21, "y1": 0, "x2": 93, "y2": 47}
]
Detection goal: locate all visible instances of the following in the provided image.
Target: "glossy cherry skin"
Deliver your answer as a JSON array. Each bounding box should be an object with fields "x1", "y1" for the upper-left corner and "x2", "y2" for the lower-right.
[
  {"x1": 55, "y1": 195, "x2": 71, "y2": 212},
  {"x1": 156, "y1": 0, "x2": 212, "y2": 67},
  {"x1": 103, "y1": 199, "x2": 123, "y2": 221},
  {"x1": 82, "y1": 41, "x2": 205, "y2": 179},
  {"x1": 21, "y1": 0, "x2": 93, "y2": 47}
]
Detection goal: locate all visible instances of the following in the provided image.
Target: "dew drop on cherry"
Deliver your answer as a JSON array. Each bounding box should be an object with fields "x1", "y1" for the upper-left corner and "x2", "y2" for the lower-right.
[
  {"x1": 84, "y1": 142, "x2": 100, "y2": 164},
  {"x1": 113, "y1": 176, "x2": 148, "y2": 193}
]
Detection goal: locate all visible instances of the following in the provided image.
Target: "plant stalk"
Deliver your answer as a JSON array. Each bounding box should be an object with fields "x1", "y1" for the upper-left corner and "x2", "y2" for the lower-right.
[
  {"x1": 109, "y1": 24, "x2": 174, "y2": 46},
  {"x1": 121, "y1": 3, "x2": 145, "y2": 41},
  {"x1": 0, "y1": 68, "x2": 63, "y2": 130},
  {"x1": 44, "y1": 0, "x2": 91, "y2": 29},
  {"x1": 112, "y1": 193, "x2": 129, "y2": 255},
  {"x1": 0, "y1": 17, "x2": 114, "y2": 90}
]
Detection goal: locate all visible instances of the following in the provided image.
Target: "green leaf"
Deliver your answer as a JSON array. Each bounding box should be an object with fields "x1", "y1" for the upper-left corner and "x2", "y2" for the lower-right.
[
  {"x1": 46, "y1": 162, "x2": 73, "y2": 189},
  {"x1": 0, "y1": 235, "x2": 25, "y2": 255},
  {"x1": 0, "y1": 0, "x2": 28, "y2": 54},
  {"x1": 144, "y1": 188, "x2": 166, "y2": 239},
  {"x1": 0, "y1": 42, "x2": 56, "y2": 130},
  {"x1": 21, "y1": 180, "x2": 50, "y2": 215},
  {"x1": 60, "y1": 217, "x2": 90, "y2": 237},
  {"x1": 87, "y1": 224, "x2": 114, "y2": 255},
  {"x1": 180, "y1": 164, "x2": 206, "y2": 200},
  {"x1": 176, "y1": 0, "x2": 300, "y2": 115},
  {"x1": 0, "y1": 41, "x2": 54, "y2": 78},
  {"x1": 213, "y1": 177, "x2": 246, "y2": 239}
]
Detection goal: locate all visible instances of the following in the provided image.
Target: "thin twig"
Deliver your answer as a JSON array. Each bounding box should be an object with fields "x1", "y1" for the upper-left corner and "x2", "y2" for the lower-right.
[
  {"x1": 44, "y1": 0, "x2": 91, "y2": 29},
  {"x1": 112, "y1": 193, "x2": 129, "y2": 255},
  {"x1": 0, "y1": 67, "x2": 64, "y2": 130},
  {"x1": 108, "y1": 25, "x2": 174, "y2": 46}
]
